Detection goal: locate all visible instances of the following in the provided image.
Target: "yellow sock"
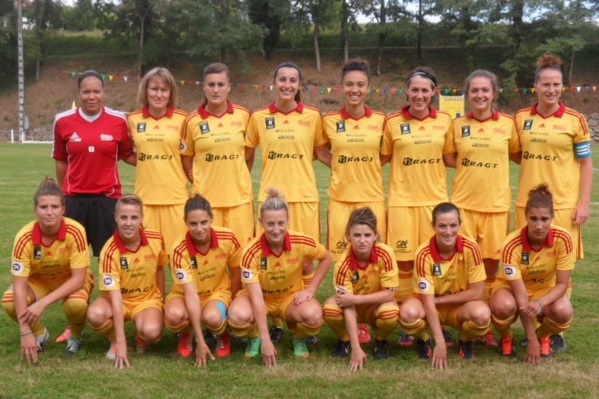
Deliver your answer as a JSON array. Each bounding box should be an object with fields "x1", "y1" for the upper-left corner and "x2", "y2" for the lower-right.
[
  {"x1": 323, "y1": 303, "x2": 348, "y2": 341},
  {"x1": 374, "y1": 304, "x2": 399, "y2": 340}
]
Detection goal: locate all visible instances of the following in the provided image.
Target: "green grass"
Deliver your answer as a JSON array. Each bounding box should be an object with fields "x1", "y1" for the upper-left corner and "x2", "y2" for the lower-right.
[{"x1": 0, "y1": 143, "x2": 598, "y2": 399}]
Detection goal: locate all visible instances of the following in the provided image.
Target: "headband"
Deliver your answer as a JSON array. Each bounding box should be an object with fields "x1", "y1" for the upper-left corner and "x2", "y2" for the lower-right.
[{"x1": 406, "y1": 71, "x2": 437, "y2": 88}]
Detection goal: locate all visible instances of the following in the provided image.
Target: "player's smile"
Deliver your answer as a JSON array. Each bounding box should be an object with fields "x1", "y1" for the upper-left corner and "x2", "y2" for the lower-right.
[
  {"x1": 407, "y1": 76, "x2": 434, "y2": 119},
  {"x1": 116, "y1": 204, "x2": 143, "y2": 243},
  {"x1": 185, "y1": 209, "x2": 213, "y2": 246},
  {"x1": 433, "y1": 211, "x2": 461, "y2": 254},
  {"x1": 343, "y1": 71, "x2": 369, "y2": 107},
  {"x1": 260, "y1": 209, "x2": 289, "y2": 250}
]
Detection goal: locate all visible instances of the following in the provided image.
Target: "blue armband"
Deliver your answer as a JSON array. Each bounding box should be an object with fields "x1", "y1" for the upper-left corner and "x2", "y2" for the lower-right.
[{"x1": 574, "y1": 142, "x2": 591, "y2": 158}]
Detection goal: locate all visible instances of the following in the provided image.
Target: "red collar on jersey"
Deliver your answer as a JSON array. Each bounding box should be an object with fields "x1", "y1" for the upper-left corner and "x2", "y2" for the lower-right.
[
  {"x1": 429, "y1": 235, "x2": 464, "y2": 263},
  {"x1": 197, "y1": 101, "x2": 234, "y2": 119},
  {"x1": 142, "y1": 106, "x2": 174, "y2": 119},
  {"x1": 259, "y1": 232, "x2": 291, "y2": 256},
  {"x1": 401, "y1": 105, "x2": 437, "y2": 121},
  {"x1": 466, "y1": 110, "x2": 499, "y2": 122},
  {"x1": 113, "y1": 228, "x2": 149, "y2": 253},
  {"x1": 185, "y1": 228, "x2": 219, "y2": 256},
  {"x1": 32, "y1": 219, "x2": 67, "y2": 246},
  {"x1": 530, "y1": 102, "x2": 566, "y2": 118},
  {"x1": 268, "y1": 101, "x2": 304, "y2": 115},
  {"x1": 340, "y1": 105, "x2": 373, "y2": 120},
  {"x1": 520, "y1": 226, "x2": 555, "y2": 252},
  {"x1": 348, "y1": 244, "x2": 378, "y2": 271}
]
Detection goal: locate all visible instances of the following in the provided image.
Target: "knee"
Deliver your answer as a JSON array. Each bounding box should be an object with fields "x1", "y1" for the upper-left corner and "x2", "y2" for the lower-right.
[
  {"x1": 141, "y1": 323, "x2": 164, "y2": 343},
  {"x1": 548, "y1": 299, "x2": 573, "y2": 323},
  {"x1": 399, "y1": 303, "x2": 421, "y2": 323},
  {"x1": 299, "y1": 302, "x2": 323, "y2": 326},
  {"x1": 203, "y1": 308, "x2": 224, "y2": 330},
  {"x1": 164, "y1": 306, "x2": 186, "y2": 326},
  {"x1": 490, "y1": 295, "x2": 516, "y2": 319},
  {"x1": 470, "y1": 303, "x2": 491, "y2": 325},
  {"x1": 228, "y1": 302, "x2": 253, "y2": 325},
  {"x1": 87, "y1": 303, "x2": 108, "y2": 326}
]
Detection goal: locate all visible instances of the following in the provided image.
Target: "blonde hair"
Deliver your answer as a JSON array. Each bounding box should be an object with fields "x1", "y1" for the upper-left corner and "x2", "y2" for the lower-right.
[
  {"x1": 260, "y1": 187, "x2": 288, "y2": 217},
  {"x1": 137, "y1": 67, "x2": 178, "y2": 108}
]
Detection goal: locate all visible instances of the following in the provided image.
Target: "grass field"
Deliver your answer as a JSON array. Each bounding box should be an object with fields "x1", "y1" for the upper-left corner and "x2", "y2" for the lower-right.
[{"x1": 0, "y1": 143, "x2": 598, "y2": 399}]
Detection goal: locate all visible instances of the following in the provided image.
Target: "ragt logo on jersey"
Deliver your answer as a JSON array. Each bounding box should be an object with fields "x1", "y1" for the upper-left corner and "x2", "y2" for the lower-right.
[
  {"x1": 175, "y1": 269, "x2": 188, "y2": 282},
  {"x1": 521, "y1": 253, "x2": 529, "y2": 265},
  {"x1": 120, "y1": 257, "x2": 128, "y2": 270},
  {"x1": 267, "y1": 151, "x2": 304, "y2": 160},
  {"x1": 260, "y1": 257, "x2": 267, "y2": 270},
  {"x1": 400, "y1": 123, "x2": 411, "y2": 135},
  {"x1": 137, "y1": 122, "x2": 147, "y2": 133},
  {"x1": 12, "y1": 261, "x2": 24, "y2": 275},
  {"x1": 200, "y1": 122, "x2": 210, "y2": 134},
  {"x1": 504, "y1": 265, "x2": 516, "y2": 279},
  {"x1": 418, "y1": 279, "x2": 430, "y2": 293},
  {"x1": 433, "y1": 263, "x2": 442, "y2": 276},
  {"x1": 336, "y1": 121, "x2": 346, "y2": 133},
  {"x1": 103, "y1": 274, "x2": 116, "y2": 288},
  {"x1": 523, "y1": 120, "x2": 533, "y2": 130},
  {"x1": 461, "y1": 126, "x2": 471, "y2": 137},
  {"x1": 241, "y1": 268, "x2": 253, "y2": 282},
  {"x1": 34, "y1": 246, "x2": 42, "y2": 260},
  {"x1": 265, "y1": 117, "x2": 275, "y2": 130}
]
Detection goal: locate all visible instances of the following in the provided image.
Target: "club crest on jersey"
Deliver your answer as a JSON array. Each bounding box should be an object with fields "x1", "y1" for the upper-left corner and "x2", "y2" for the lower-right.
[
  {"x1": 504, "y1": 265, "x2": 516, "y2": 279},
  {"x1": 260, "y1": 257, "x2": 267, "y2": 270},
  {"x1": 12, "y1": 261, "x2": 24, "y2": 275},
  {"x1": 103, "y1": 274, "x2": 116, "y2": 288},
  {"x1": 120, "y1": 257, "x2": 129, "y2": 270},
  {"x1": 521, "y1": 253, "x2": 529, "y2": 265},
  {"x1": 433, "y1": 263, "x2": 442, "y2": 276},
  {"x1": 461, "y1": 126, "x2": 471, "y2": 137},
  {"x1": 34, "y1": 246, "x2": 42, "y2": 260},
  {"x1": 418, "y1": 278, "x2": 430, "y2": 293},
  {"x1": 352, "y1": 271, "x2": 360, "y2": 284},
  {"x1": 400, "y1": 123, "x2": 411, "y2": 135},
  {"x1": 336, "y1": 121, "x2": 346, "y2": 133},
  {"x1": 523, "y1": 120, "x2": 533, "y2": 130},
  {"x1": 200, "y1": 122, "x2": 210, "y2": 134},
  {"x1": 137, "y1": 122, "x2": 146, "y2": 133},
  {"x1": 190, "y1": 257, "x2": 198, "y2": 269},
  {"x1": 241, "y1": 268, "x2": 253, "y2": 282},
  {"x1": 175, "y1": 270, "x2": 187, "y2": 282},
  {"x1": 265, "y1": 117, "x2": 275, "y2": 130}
]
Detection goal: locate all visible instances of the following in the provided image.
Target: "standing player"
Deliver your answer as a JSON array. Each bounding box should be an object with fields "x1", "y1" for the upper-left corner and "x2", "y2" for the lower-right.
[
  {"x1": 227, "y1": 188, "x2": 333, "y2": 365},
  {"x1": 2, "y1": 178, "x2": 93, "y2": 362},
  {"x1": 165, "y1": 194, "x2": 241, "y2": 359},
  {"x1": 380, "y1": 67, "x2": 453, "y2": 346},
  {"x1": 182, "y1": 63, "x2": 254, "y2": 245},
  {"x1": 444, "y1": 70, "x2": 520, "y2": 346},
  {"x1": 87, "y1": 195, "x2": 169, "y2": 368},
  {"x1": 323, "y1": 207, "x2": 399, "y2": 370},
  {"x1": 52, "y1": 70, "x2": 136, "y2": 258},
  {"x1": 128, "y1": 67, "x2": 189, "y2": 253},
  {"x1": 399, "y1": 203, "x2": 490, "y2": 368},
  {"x1": 514, "y1": 54, "x2": 592, "y2": 352},
  {"x1": 490, "y1": 184, "x2": 574, "y2": 364},
  {"x1": 245, "y1": 61, "x2": 328, "y2": 343}
]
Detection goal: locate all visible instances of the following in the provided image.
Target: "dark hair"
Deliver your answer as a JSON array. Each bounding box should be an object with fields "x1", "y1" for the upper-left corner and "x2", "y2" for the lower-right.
[
  {"x1": 77, "y1": 70, "x2": 104, "y2": 89},
  {"x1": 184, "y1": 194, "x2": 213, "y2": 219},
  {"x1": 431, "y1": 202, "x2": 461, "y2": 226},
  {"x1": 341, "y1": 59, "x2": 370, "y2": 84},
  {"x1": 34, "y1": 177, "x2": 63, "y2": 206},
  {"x1": 273, "y1": 62, "x2": 302, "y2": 102},
  {"x1": 260, "y1": 187, "x2": 288, "y2": 218},
  {"x1": 138, "y1": 67, "x2": 178, "y2": 108},
  {"x1": 115, "y1": 194, "x2": 144, "y2": 213},
  {"x1": 534, "y1": 54, "x2": 563, "y2": 82},
  {"x1": 464, "y1": 69, "x2": 500, "y2": 105},
  {"x1": 525, "y1": 183, "x2": 554, "y2": 217},
  {"x1": 345, "y1": 207, "x2": 378, "y2": 237},
  {"x1": 406, "y1": 67, "x2": 437, "y2": 89},
  {"x1": 203, "y1": 62, "x2": 230, "y2": 80}
]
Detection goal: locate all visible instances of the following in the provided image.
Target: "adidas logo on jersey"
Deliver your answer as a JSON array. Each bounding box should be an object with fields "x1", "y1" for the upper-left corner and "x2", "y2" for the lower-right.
[{"x1": 69, "y1": 132, "x2": 82, "y2": 142}]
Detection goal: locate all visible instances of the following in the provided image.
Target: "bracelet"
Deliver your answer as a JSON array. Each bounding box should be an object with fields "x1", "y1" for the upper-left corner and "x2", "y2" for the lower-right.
[
  {"x1": 535, "y1": 299, "x2": 543, "y2": 316},
  {"x1": 20, "y1": 329, "x2": 32, "y2": 337}
]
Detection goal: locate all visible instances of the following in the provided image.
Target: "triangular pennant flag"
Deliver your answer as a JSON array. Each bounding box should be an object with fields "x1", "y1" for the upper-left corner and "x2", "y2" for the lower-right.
[
  {"x1": 327, "y1": 87, "x2": 331, "y2": 93},
  {"x1": 123, "y1": 76, "x2": 128, "y2": 82},
  {"x1": 391, "y1": 88, "x2": 397, "y2": 94},
  {"x1": 109, "y1": 75, "x2": 114, "y2": 81},
  {"x1": 71, "y1": 101, "x2": 76, "y2": 109},
  {"x1": 522, "y1": 88, "x2": 527, "y2": 94},
  {"x1": 593, "y1": 86, "x2": 597, "y2": 92},
  {"x1": 71, "y1": 71, "x2": 77, "y2": 77},
  {"x1": 269, "y1": 85, "x2": 273, "y2": 90},
  {"x1": 576, "y1": 86, "x2": 581, "y2": 92}
]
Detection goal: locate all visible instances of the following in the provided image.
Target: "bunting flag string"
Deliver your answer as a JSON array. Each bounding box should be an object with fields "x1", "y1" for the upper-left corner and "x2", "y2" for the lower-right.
[{"x1": 65, "y1": 70, "x2": 599, "y2": 95}]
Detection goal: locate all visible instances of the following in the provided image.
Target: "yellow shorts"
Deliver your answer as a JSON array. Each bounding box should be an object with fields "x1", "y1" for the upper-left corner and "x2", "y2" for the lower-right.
[
  {"x1": 459, "y1": 209, "x2": 509, "y2": 260},
  {"x1": 327, "y1": 199, "x2": 386, "y2": 261},
  {"x1": 435, "y1": 302, "x2": 461, "y2": 331},
  {"x1": 236, "y1": 289, "x2": 296, "y2": 320},
  {"x1": 165, "y1": 289, "x2": 232, "y2": 308},
  {"x1": 28, "y1": 272, "x2": 94, "y2": 302},
  {"x1": 143, "y1": 203, "x2": 187, "y2": 254},
  {"x1": 387, "y1": 206, "x2": 434, "y2": 262},
  {"x1": 490, "y1": 280, "x2": 552, "y2": 302},
  {"x1": 101, "y1": 292, "x2": 163, "y2": 322},
  {"x1": 514, "y1": 206, "x2": 583, "y2": 259},
  {"x1": 257, "y1": 201, "x2": 320, "y2": 242},
  {"x1": 213, "y1": 202, "x2": 255, "y2": 245}
]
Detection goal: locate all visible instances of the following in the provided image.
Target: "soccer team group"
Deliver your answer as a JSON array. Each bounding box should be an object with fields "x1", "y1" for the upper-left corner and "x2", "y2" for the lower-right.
[{"x1": 3, "y1": 52, "x2": 591, "y2": 370}]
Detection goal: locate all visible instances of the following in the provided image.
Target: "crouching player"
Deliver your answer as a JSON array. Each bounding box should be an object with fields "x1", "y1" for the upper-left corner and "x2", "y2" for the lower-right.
[
  {"x1": 399, "y1": 202, "x2": 490, "y2": 369},
  {"x1": 87, "y1": 195, "x2": 167, "y2": 368},
  {"x1": 165, "y1": 194, "x2": 241, "y2": 360},
  {"x1": 2, "y1": 178, "x2": 93, "y2": 362},
  {"x1": 490, "y1": 184, "x2": 574, "y2": 364},
  {"x1": 323, "y1": 207, "x2": 399, "y2": 371},
  {"x1": 227, "y1": 188, "x2": 332, "y2": 366}
]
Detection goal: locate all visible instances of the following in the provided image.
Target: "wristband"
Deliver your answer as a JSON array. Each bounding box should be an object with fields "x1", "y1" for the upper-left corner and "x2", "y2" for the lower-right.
[
  {"x1": 535, "y1": 299, "x2": 543, "y2": 316},
  {"x1": 20, "y1": 329, "x2": 32, "y2": 337}
]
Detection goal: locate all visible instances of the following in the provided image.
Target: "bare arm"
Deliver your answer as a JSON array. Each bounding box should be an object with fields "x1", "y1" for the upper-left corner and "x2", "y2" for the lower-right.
[
  {"x1": 314, "y1": 145, "x2": 332, "y2": 168},
  {"x1": 12, "y1": 276, "x2": 38, "y2": 363},
  {"x1": 108, "y1": 289, "x2": 129, "y2": 368},
  {"x1": 55, "y1": 159, "x2": 67, "y2": 188},
  {"x1": 433, "y1": 280, "x2": 484, "y2": 306},
  {"x1": 294, "y1": 250, "x2": 333, "y2": 305},
  {"x1": 245, "y1": 146, "x2": 256, "y2": 172},
  {"x1": 181, "y1": 282, "x2": 214, "y2": 366},
  {"x1": 573, "y1": 156, "x2": 593, "y2": 225},
  {"x1": 156, "y1": 265, "x2": 165, "y2": 299},
  {"x1": 380, "y1": 154, "x2": 391, "y2": 166},
  {"x1": 421, "y1": 294, "x2": 447, "y2": 369},
  {"x1": 246, "y1": 282, "x2": 277, "y2": 366},
  {"x1": 230, "y1": 267, "x2": 241, "y2": 298},
  {"x1": 181, "y1": 155, "x2": 194, "y2": 183},
  {"x1": 509, "y1": 151, "x2": 522, "y2": 164},
  {"x1": 122, "y1": 154, "x2": 137, "y2": 166},
  {"x1": 443, "y1": 153, "x2": 457, "y2": 168},
  {"x1": 509, "y1": 277, "x2": 540, "y2": 365}
]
